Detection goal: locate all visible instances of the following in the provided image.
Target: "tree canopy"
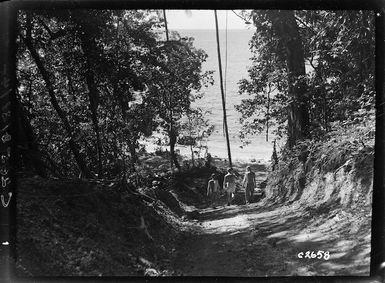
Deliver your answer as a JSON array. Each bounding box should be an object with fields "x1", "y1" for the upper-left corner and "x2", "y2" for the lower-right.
[
  {"x1": 236, "y1": 10, "x2": 375, "y2": 147},
  {"x1": 16, "y1": 9, "x2": 212, "y2": 178}
]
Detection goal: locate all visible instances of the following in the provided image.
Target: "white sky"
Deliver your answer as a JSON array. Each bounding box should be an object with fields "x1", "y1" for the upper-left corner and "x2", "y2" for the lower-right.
[{"x1": 166, "y1": 10, "x2": 251, "y2": 30}]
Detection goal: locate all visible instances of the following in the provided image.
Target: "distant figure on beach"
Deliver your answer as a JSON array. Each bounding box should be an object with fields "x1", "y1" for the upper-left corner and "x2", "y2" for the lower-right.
[
  {"x1": 207, "y1": 173, "x2": 220, "y2": 209},
  {"x1": 242, "y1": 166, "x2": 256, "y2": 204},
  {"x1": 223, "y1": 168, "x2": 236, "y2": 206}
]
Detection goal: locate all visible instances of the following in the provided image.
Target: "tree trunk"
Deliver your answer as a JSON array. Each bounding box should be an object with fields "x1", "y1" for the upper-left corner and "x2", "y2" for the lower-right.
[
  {"x1": 169, "y1": 129, "x2": 180, "y2": 171},
  {"x1": 77, "y1": 24, "x2": 103, "y2": 177},
  {"x1": 266, "y1": 84, "x2": 271, "y2": 142},
  {"x1": 128, "y1": 137, "x2": 137, "y2": 173},
  {"x1": 113, "y1": 84, "x2": 141, "y2": 174},
  {"x1": 163, "y1": 10, "x2": 169, "y2": 41},
  {"x1": 269, "y1": 11, "x2": 309, "y2": 148},
  {"x1": 23, "y1": 16, "x2": 93, "y2": 178},
  {"x1": 214, "y1": 10, "x2": 233, "y2": 167},
  {"x1": 190, "y1": 144, "x2": 195, "y2": 167}
]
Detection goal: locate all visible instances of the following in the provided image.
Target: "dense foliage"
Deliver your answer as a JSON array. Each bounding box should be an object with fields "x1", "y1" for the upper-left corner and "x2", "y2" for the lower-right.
[
  {"x1": 178, "y1": 107, "x2": 214, "y2": 166},
  {"x1": 16, "y1": 9, "x2": 212, "y2": 178},
  {"x1": 236, "y1": 10, "x2": 375, "y2": 146}
]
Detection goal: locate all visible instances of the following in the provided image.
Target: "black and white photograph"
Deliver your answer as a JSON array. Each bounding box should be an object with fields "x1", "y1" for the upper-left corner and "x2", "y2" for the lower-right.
[{"x1": 11, "y1": 6, "x2": 376, "y2": 277}]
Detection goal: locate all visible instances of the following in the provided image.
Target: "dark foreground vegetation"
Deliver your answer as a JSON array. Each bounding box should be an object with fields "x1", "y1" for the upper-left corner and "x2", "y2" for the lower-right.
[{"x1": 16, "y1": 158, "x2": 225, "y2": 276}]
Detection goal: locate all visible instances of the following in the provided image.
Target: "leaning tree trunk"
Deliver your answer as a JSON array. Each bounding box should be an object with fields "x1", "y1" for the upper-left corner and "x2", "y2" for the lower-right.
[
  {"x1": 77, "y1": 23, "x2": 103, "y2": 177},
  {"x1": 84, "y1": 61, "x2": 103, "y2": 177},
  {"x1": 268, "y1": 10, "x2": 309, "y2": 148},
  {"x1": 15, "y1": 96, "x2": 48, "y2": 177},
  {"x1": 23, "y1": 15, "x2": 93, "y2": 178},
  {"x1": 214, "y1": 10, "x2": 233, "y2": 167}
]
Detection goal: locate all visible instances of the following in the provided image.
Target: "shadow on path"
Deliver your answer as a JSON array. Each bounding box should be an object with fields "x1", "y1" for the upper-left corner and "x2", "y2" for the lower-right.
[{"x1": 173, "y1": 201, "x2": 371, "y2": 276}]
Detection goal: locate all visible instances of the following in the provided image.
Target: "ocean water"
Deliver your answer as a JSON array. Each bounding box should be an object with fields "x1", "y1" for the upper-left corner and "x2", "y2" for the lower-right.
[{"x1": 174, "y1": 29, "x2": 275, "y2": 162}]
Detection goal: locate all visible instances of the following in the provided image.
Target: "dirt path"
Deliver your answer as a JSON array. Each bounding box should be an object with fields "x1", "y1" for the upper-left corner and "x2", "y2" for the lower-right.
[{"x1": 172, "y1": 197, "x2": 371, "y2": 276}]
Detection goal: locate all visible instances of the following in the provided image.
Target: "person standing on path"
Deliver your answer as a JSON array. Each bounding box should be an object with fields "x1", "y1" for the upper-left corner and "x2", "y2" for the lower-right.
[
  {"x1": 242, "y1": 166, "x2": 256, "y2": 204},
  {"x1": 223, "y1": 168, "x2": 236, "y2": 206},
  {"x1": 207, "y1": 173, "x2": 220, "y2": 209}
]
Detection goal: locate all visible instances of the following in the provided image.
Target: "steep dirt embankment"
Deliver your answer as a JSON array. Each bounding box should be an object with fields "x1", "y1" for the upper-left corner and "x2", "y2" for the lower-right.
[
  {"x1": 254, "y1": 125, "x2": 374, "y2": 275},
  {"x1": 264, "y1": 128, "x2": 374, "y2": 213},
  {"x1": 15, "y1": 177, "x2": 194, "y2": 276}
]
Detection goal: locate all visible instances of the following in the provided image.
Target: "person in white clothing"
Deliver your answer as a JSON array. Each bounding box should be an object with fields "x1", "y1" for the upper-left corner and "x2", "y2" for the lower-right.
[
  {"x1": 207, "y1": 173, "x2": 219, "y2": 208},
  {"x1": 242, "y1": 166, "x2": 256, "y2": 204},
  {"x1": 223, "y1": 168, "x2": 236, "y2": 206}
]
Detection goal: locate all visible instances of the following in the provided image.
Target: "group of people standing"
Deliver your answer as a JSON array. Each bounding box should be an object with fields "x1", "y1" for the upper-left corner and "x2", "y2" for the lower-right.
[{"x1": 206, "y1": 166, "x2": 256, "y2": 208}]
